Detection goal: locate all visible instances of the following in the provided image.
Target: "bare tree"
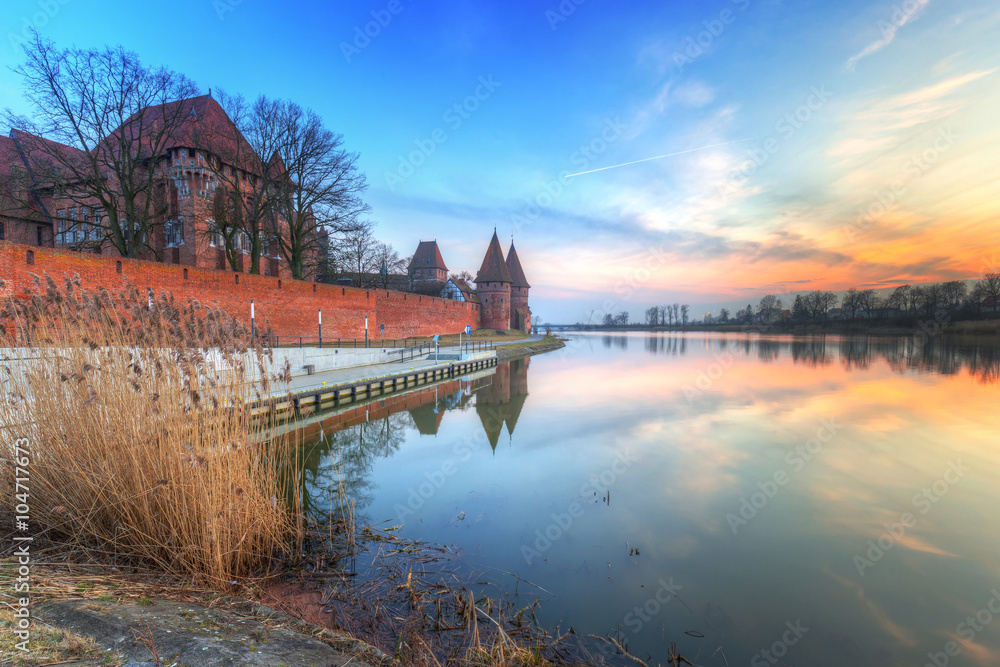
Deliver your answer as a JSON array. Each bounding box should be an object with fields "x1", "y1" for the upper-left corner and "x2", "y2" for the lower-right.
[
  {"x1": 4, "y1": 33, "x2": 199, "y2": 257},
  {"x1": 681, "y1": 304, "x2": 689, "y2": 326},
  {"x1": 719, "y1": 307, "x2": 730, "y2": 323},
  {"x1": 805, "y1": 291, "x2": 837, "y2": 320},
  {"x1": 270, "y1": 102, "x2": 370, "y2": 280},
  {"x1": 941, "y1": 280, "x2": 967, "y2": 311},
  {"x1": 982, "y1": 274, "x2": 1000, "y2": 312},
  {"x1": 372, "y1": 241, "x2": 406, "y2": 288},
  {"x1": 857, "y1": 289, "x2": 880, "y2": 318},
  {"x1": 450, "y1": 270, "x2": 474, "y2": 283},
  {"x1": 202, "y1": 92, "x2": 286, "y2": 274},
  {"x1": 337, "y1": 222, "x2": 377, "y2": 286},
  {"x1": 886, "y1": 285, "x2": 910, "y2": 314},
  {"x1": 843, "y1": 288, "x2": 859, "y2": 319}
]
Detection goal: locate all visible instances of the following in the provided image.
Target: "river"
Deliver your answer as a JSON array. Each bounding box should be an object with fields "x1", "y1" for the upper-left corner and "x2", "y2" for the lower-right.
[{"x1": 294, "y1": 332, "x2": 1000, "y2": 666}]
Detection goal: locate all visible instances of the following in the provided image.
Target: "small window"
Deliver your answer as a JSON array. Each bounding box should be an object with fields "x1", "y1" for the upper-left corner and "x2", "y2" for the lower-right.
[
  {"x1": 188, "y1": 148, "x2": 195, "y2": 158},
  {"x1": 183, "y1": 268, "x2": 188, "y2": 279},
  {"x1": 0, "y1": 221, "x2": 5, "y2": 240},
  {"x1": 235, "y1": 275, "x2": 239, "y2": 285},
  {"x1": 116, "y1": 260, "x2": 122, "y2": 273},
  {"x1": 26, "y1": 250, "x2": 35, "y2": 265}
]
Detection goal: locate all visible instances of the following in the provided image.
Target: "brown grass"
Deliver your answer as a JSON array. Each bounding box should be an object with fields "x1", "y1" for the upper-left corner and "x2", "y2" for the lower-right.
[{"x1": 0, "y1": 273, "x2": 300, "y2": 588}]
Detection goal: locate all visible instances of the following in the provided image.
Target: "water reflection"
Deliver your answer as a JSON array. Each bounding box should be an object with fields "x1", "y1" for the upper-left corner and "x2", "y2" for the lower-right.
[
  {"x1": 295, "y1": 358, "x2": 532, "y2": 523},
  {"x1": 289, "y1": 333, "x2": 1000, "y2": 666},
  {"x1": 634, "y1": 333, "x2": 1000, "y2": 383}
]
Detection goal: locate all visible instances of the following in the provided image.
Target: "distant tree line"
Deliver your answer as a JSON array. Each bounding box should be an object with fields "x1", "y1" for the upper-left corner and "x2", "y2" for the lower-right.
[{"x1": 731, "y1": 275, "x2": 1000, "y2": 326}]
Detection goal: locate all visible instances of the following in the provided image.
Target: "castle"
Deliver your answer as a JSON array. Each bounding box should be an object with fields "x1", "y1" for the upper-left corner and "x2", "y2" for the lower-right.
[
  {"x1": 0, "y1": 95, "x2": 312, "y2": 280},
  {"x1": 1, "y1": 90, "x2": 532, "y2": 334},
  {"x1": 408, "y1": 231, "x2": 531, "y2": 332}
]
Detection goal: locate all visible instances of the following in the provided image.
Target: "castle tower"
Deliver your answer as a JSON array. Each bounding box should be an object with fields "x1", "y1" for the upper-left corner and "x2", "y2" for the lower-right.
[
  {"x1": 475, "y1": 230, "x2": 512, "y2": 330},
  {"x1": 505, "y1": 241, "x2": 531, "y2": 332},
  {"x1": 408, "y1": 240, "x2": 448, "y2": 287}
]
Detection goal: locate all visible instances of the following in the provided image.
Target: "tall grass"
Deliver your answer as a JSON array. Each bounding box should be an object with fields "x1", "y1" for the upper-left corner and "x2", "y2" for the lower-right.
[{"x1": 0, "y1": 274, "x2": 299, "y2": 587}]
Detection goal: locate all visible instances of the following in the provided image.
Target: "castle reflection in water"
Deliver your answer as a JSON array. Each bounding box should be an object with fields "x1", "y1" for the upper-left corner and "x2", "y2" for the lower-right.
[{"x1": 289, "y1": 358, "x2": 531, "y2": 522}]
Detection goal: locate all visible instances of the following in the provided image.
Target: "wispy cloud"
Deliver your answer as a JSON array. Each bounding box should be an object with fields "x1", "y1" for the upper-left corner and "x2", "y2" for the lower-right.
[{"x1": 846, "y1": 0, "x2": 932, "y2": 70}]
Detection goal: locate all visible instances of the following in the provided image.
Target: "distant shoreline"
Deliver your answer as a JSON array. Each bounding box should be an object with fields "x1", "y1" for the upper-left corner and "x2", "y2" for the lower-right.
[{"x1": 551, "y1": 319, "x2": 1000, "y2": 337}]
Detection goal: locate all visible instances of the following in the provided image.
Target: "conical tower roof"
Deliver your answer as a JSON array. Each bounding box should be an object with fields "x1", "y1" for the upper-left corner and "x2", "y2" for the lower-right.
[
  {"x1": 505, "y1": 242, "x2": 530, "y2": 288},
  {"x1": 475, "y1": 231, "x2": 512, "y2": 284},
  {"x1": 477, "y1": 404, "x2": 506, "y2": 450}
]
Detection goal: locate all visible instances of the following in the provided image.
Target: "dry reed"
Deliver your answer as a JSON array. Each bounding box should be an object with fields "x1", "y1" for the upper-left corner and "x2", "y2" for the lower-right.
[{"x1": 0, "y1": 273, "x2": 300, "y2": 588}]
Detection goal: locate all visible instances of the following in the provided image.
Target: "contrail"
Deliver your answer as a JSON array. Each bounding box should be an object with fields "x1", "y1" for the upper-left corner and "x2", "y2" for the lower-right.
[{"x1": 564, "y1": 137, "x2": 758, "y2": 178}]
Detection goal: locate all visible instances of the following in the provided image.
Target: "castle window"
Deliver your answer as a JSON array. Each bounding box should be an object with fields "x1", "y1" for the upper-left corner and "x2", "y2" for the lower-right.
[
  {"x1": 164, "y1": 218, "x2": 184, "y2": 247},
  {"x1": 0, "y1": 221, "x2": 4, "y2": 240},
  {"x1": 188, "y1": 148, "x2": 195, "y2": 158},
  {"x1": 207, "y1": 218, "x2": 223, "y2": 247}
]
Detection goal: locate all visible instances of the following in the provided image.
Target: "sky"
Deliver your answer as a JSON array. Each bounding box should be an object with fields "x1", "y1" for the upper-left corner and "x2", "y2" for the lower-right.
[{"x1": 2, "y1": 0, "x2": 999, "y2": 323}]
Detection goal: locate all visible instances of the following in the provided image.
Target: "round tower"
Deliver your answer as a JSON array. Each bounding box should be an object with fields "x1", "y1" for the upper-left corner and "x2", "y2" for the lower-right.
[
  {"x1": 505, "y1": 241, "x2": 530, "y2": 332},
  {"x1": 475, "y1": 231, "x2": 512, "y2": 330}
]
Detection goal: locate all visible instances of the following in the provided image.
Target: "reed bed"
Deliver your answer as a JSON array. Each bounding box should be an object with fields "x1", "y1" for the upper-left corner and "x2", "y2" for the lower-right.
[{"x1": 0, "y1": 273, "x2": 300, "y2": 588}]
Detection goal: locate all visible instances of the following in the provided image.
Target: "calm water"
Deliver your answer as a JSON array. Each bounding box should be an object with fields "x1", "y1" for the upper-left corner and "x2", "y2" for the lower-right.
[{"x1": 297, "y1": 332, "x2": 1000, "y2": 666}]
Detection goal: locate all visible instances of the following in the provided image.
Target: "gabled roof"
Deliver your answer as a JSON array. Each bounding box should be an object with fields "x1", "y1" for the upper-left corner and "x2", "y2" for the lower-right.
[
  {"x1": 451, "y1": 278, "x2": 480, "y2": 304},
  {"x1": 410, "y1": 240, "x2": 448, "y2": 272},
  {"x1": 505, "y1": 242, "x2": 530, "y2": 288},
  {"x1": 475, "y1": 231, "x2": 511, "y2": 284}
]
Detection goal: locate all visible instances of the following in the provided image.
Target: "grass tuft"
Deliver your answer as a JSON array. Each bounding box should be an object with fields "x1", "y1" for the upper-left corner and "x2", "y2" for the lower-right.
[{"x1": 0, "y1": 273, "x2": 300, "y2": 588}]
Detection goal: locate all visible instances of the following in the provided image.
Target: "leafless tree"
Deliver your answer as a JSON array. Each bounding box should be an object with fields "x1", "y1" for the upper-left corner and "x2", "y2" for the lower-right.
[
  {"x1": 372, "y1": 241, "x2": 406, "y2": 288},
  {"x1": 681, "y1": 304, "x2": 689, "y2": 326},
  {"x1": 201, "y1": 91, "x2": 286, "y2": 274},
  {"x1": 3, "y1": 33, "x2": 199, "y2": 257},
  {"x1": 270, "y1": 102, "x2": 370, "y2": 280},
  {"x1": 719, "y1": 307, "x2": 730, "y2": 323},
  {"x1": 886, "y1": 285, "x2": 910, "y2": 314},
  {"x1": 842, "y1": 288, "x2": 859, "y2": 319},
  {"x1": 450, "y1": 270, "x2": 474, "y2": 283},
  {"x1": 941, "y1": 280, "x2": 967, "y2": 311},
  {"x1": 981, "y1": 274, "x2": 1000, "y2": 312},
  {"x1": 856, "y1": 289, "x2": 880, "y2": 318},
  {"x1": 336, "y1": 221, "x2": 377, "y2": 286},
  {"x1": 802, "y1": 291, "x2": 836, "y2": 319}
]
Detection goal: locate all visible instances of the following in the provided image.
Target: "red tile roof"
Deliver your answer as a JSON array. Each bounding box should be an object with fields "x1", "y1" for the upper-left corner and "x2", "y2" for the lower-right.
[
  {"x1": 505, "y1": 242, "x2": 530, "y2": 288},
  {"x1": 475, "y1": 231, "x2": 511, "y2": 284},
  {"x1": 410, "y1": 240, "x2": 448, "y2": 272}
]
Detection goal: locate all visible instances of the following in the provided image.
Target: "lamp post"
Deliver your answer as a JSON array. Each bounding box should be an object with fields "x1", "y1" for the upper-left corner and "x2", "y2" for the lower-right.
[
  {"x1": 251, "y1": 300, "x2": 255, "y2": 339},
  {"x1": 365, "y1": 316, "x2": 369, "y2": 348},
  {"x1": 318, "y1": 309, "x2": 322, "y2": 349}
]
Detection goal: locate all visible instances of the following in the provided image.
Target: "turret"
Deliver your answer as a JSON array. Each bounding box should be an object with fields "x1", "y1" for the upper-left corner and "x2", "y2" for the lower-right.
[
  {"x1": 475, "y1": 231, "x2": 511, "y2": 330},
  {"x1": 505, "y1": 241, "x2": 530, "y2": 332}
]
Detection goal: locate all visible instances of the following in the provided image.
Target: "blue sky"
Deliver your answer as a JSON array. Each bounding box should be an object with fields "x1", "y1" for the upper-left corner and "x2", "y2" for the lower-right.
[{"x1": 3, "y1": 0, "x2": 999, "y2": 322}]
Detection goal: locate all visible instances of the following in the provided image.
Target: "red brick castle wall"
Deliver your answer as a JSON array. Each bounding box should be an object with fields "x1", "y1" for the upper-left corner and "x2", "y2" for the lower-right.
[{"x1": 0, "y1": 241, "x2": 480, "y2": 339}]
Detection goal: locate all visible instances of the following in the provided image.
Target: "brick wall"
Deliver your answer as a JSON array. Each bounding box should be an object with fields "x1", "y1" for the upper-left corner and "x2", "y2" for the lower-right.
[{"x1": 0, "y1": 241, "x2": 480, "y2": 339}]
